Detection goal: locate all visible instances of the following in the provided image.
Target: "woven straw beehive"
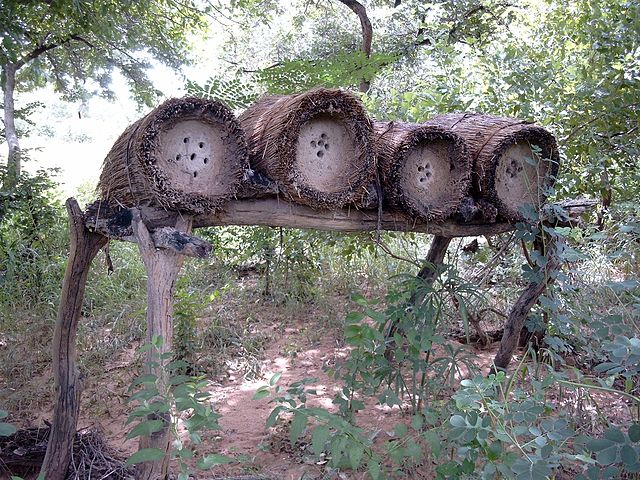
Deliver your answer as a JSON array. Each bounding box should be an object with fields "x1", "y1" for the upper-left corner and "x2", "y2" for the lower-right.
[
  {"x1": 98, "y1": 97, "x2": 248, "y2": 214},
  {"x1": 238, "y1": 88, "x2": 376, "y2": 209},
  {"x1": 429, "y1": 113, "x2": 560, "y2": 221},
  {"x1": 375, "y1": 122, "x2": 471, "y2": 222}
]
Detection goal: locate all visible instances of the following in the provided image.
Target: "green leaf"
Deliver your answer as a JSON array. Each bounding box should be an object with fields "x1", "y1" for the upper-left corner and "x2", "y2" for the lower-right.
[
  {"x1": 604, "y1": 428, "x2": 626, "y2": 444},
  {"x1": 266, "y1": 406, "x2": 285, "y2": 428},
  {"x1": 586, "y1": 437, "x2": 616, "y2": 452},
  {"x1": 450, "y1": 415, "x2": 466, "y2": 427},
  {"x1": 368, "y1": 458, "x2": 382, "y2": 480},
  {"x1": 411, "y1": 414, "x2": 424, "y2": 431},
  {"x1": 125, "y1": 448, "x2": 166, "y2": 466},
  {"x1": 394, "y1": 423, "x2": 408, "y2": 437},
  {"x1": 269, "y1": 372, "x2": 282, "y2": 386},
  {"x1": 596, "y1": 445, "x2": 619, "y2": 466},
  {"x1": 630, "y1": 424, "x2": 640, "y2": 443},
  {"x1": 127, "y1": 419, "x2": 165, "y2": 439},
  {"x1": 290, "y1": 411, "x2": 307, "y2": 445},
  {"x1": 349, "y1": 443, "x2": 365, "y2": 470},
  {"x1": 621, "y1": 445, "x2": 638, "y2": 466},
  {"x1": 0, "y1": 422, "x2": 17, "y2": 437},
  {"x1": 252, "y1": 387, "x2": 270, "y2": 400},
  {"x1": 0, "y1": 410, "x2": 8, "y2": 420},
  {"x1": 197, "y1": 453, "x2": 234, "y2": 469},
  {"x1": 312, "y1": 425, "x2": 330, "y2": 456}
]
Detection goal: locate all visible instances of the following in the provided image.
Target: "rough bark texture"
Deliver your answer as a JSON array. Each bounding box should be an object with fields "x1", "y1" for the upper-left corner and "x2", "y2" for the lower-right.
[
  {"x1": 133, "y1": 211, "x2": 191, "y2": 480},
  {"x1": 375, "y1": 121, "x2": 472, "y2": 222},
  {"x1": 492, "y1": 236, "x2": 562, "y2": 372},
  {"x1": 2, "y1": 63, "x2": 21, "y2": 186},
  {"x1": 86, "y1": 206, "x2": 212, "y2": 258},
  {"x1": 40, "y1": 199, "x2": 108, "y2": 479},
  {"x1": 238, "y1": 89, "x2": 376, "y2": 209},
  {"x1": 416, "y1": 236, "x2": 453, "y2": 282},
  {"x1": 85, "y1": 198, "x2": 515, "y2": 238}
]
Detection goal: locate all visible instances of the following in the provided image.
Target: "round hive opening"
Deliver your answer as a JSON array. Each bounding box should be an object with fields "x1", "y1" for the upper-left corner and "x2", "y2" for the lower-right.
[
  {"x1": 495, "y1": 142, "x2": 549, "y2": 212},
  {"x1": 98, "y1": 97, "x2": 248, "y2": 214},
  {"x1": 427, "y1": 113, "x2": 560, "y2": 221},
  {"x1": 401, "y1": 140, "x2": 453, "y2": 208},
  {"x1": 238, "y1": 88, "x2": 375, "y2": 209},
  {"x1": 156, "y1": 118, "x2": 233, "y2": 195},
  {"x1": 375, "y1": 121, "x2": 471, "y2": 222},
  {"x1": 295, "y1": 114, "x2": 357, "y2": 193}
]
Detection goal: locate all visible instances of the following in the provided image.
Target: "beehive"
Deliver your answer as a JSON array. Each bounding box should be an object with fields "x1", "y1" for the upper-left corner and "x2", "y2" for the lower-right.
[
  {"x1": 98, "y1": 97, "x2": 248, "y2": 214},
  {"x1": 430, "y1": 113, "x2": 560, "y2": 221},
  {"x1": 375, "y1": 122, "x2": 471, "y2": 222},
  {"x1": 239, "y1": 88, "x2": 375, "y2": 209}
]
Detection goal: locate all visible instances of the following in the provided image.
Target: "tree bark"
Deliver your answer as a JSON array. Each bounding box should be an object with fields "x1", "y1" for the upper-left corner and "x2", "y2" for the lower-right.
[
  {"x1": 84, "y1": 199, "x2": 514, "y2": 238},
  {"x1": 132, "y1": 210, "x2": 191, "y2": 480},
  {"x1": 40, "y1": 199, "x2": 108, "y2": 479},
  {"x1": 492, "y1": 236, "x2": 562, "y2": 372},
  {"x1": 2, "y1": 63, "x2": 21, "y2": 188},
  {"x1": 337, "y1": 0, "x2": 373, "y2": 92},
  {"x1": 416, "y1": 236, "x2": 452, "y2": 282}
]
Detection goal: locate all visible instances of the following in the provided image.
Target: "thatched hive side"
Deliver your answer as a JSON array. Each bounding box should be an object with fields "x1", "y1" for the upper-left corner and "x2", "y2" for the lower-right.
[
  {"x1": 98, "y1": 97, "x2": 248, "y2": 214},
  {"x1": 239, "y1": 88, "x2": 376, "y2": 209},
  {"x1": 375, "y1": 122, "x2": 471, "y2": 222},
  {"x1": 429, "y1": 113, "x2": 560, "y2": 221}
]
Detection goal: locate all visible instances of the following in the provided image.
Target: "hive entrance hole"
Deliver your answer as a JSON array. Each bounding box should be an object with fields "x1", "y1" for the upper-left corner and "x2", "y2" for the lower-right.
[
  {"x1": 401, "y1": 141, "x2": 452, "y2": 211},
  {"x1": 496, "y1": 143, "x2": 547, "y2": 209},
  {"x1": 295, "y1": 115, "x2": 357, "y2": 193},
  {"x1": 158, "y1": 120, "x2": 232, "y2": 195}
]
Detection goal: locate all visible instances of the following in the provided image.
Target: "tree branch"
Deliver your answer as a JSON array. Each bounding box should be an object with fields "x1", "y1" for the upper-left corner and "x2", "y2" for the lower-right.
[
  {"x1": 337, "y1": 0, "x2": 373, "y2": 92},
  {"x1": 17, "y1": 37, "x2": 74, "y2": 68}
]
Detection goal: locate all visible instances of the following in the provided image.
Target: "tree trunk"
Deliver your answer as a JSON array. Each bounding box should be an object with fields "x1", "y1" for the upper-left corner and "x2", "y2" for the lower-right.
[
  {"x1": 2, "y1": 63, "x2": 21, "y2": 188},
  {"x1": 338, "y1": 0, "x2": 373, "y2": 93},
  {"x1": 40, "y1": 199, "x2": 108, "y2": 479},
  {"x1": 132, "y1": 211, "x2": 191, "y2": 480}
]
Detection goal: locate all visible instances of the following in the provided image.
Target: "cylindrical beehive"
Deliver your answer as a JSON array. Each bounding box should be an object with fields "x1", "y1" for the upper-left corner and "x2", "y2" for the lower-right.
[
  {"x1": 429, "y1": 113, "x2": 560, "y2": 221},
  {"x1": 375, "y1": 122, "x2": 472, "y2": 222},
  {"x1": 98, "y1": 97, "x2": 248, "y2": 214},
  {"x1": 238, "y1": 88, "x2": 376, "y2": 209}
]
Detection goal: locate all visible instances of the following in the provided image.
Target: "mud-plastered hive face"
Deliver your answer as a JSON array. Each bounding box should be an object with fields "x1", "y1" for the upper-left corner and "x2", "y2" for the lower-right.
[
  {"x1": 156, "y1": 119, "x2": 233, "y2": 196},
  {"x1": 401, "y1": 141, "x2": 452, "y2": 210},
  {"x1": 295, "y1": 115, "x2": 357, "y2": 193},
  {"x1": 495, "y1": 143, "x2": 548, "y2": 212}
]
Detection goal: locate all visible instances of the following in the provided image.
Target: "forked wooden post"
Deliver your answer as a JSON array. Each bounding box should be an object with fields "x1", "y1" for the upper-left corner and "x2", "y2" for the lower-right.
[
  {"x1": 132, "y1": 210, "x2": 192, "y2": 480},
  {"x1": 40, "y1": 199, "x2": 108, "y2": 479}
]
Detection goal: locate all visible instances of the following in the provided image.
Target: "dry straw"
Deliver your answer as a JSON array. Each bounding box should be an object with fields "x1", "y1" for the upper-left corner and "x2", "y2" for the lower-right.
[
  {"x1": 239, "y1": 88, "x2": 376, "y2": 209},
  {"x1": 98, "y1": 97, "x2": 248, "y2": 214},
  {"x1": 428, "y1": 113, "x2": 560, "y2": 221},
  {"x1": 375, "y1": 121, "x2": 472, "y2": 222}
]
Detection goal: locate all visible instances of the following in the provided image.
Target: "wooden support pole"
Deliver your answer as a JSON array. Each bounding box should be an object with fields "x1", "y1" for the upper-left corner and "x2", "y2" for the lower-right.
[
  {"x1": 491, "y1": 235, "x2": 562, "y2": 372},
  {"x1": 384, "y1": 235, "x2": 453, "y2": 359},
  {"x1": 417, "y1": 236, "x2": 453, "y2": 282},
  {"x1": 132, "y1": 210, "x2": 191, "y2": 480},
  {"x1": 40, "y1": 199, "x2": 108, "y2": 479}
]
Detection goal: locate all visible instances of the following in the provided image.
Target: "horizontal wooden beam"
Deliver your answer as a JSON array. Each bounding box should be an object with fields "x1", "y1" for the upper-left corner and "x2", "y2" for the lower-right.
[
  {"x1": 192, "y1": 198, "x2": 514, "y2": 236},
  {"x1": 84, "y1": 197, "x2": 597, "y2": 243},
  {"x1": 85, "y1": 198, "x2": 514, "y2": 238}
]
